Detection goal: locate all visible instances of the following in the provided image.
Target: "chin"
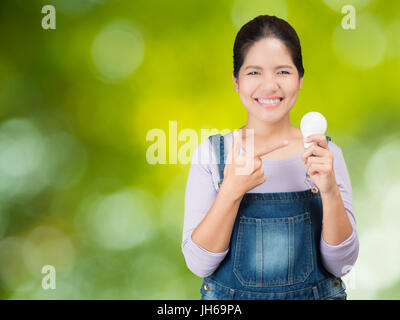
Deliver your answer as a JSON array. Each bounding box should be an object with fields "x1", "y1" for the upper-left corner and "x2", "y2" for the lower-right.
[{"x1": 250, "y1": 109, "x2": 287, "y2": 123}]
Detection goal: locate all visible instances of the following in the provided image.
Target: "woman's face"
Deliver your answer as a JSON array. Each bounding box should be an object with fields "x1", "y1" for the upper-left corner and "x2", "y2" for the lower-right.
[{"x1": 232, "y1": 37, "x2": 303, "y2": 124}]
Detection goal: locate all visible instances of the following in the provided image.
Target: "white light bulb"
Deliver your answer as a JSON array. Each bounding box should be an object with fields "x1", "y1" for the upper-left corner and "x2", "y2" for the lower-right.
[{"x1": 300, "y1": 111, "x2": 327, "y2": 148}]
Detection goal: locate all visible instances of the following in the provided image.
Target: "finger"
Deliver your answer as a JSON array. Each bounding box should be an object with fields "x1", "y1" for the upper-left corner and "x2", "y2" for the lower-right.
[
  {"x1": 254, "y1": 140, "x2": 288, "y2": 158},
  {"x1": 257, "y1": 171, "x2": 267, "y2": 184},
  {"x1": 308, "y1": 163, "x2": 329, "y2": 175},
  {"x1": 302, "y1": 145, "x2": 329, "y2": 163},
  {"x1": 252, "y1": 156, "x2": 262, "y2": 170},
  {"x1": 251, "y1": 165, "x2": 264, "y2": 176},
  {"x1": 306, "y1": 156, "x2": 326, "y2": 164},
  {"x1": 305, "y1": 156, "x2": 326, "y2": 166},
  {"x1": 303, "y1": 134, "x2": 328, "y2": 149},
  {"x1": 302, "y1": 146, "x2": 322, "y2": 162},
  {"x1": 235, "y1": 155, "x2": 254, "y2": 175},
  {"x1": 251, "y1": 166, "x2": 266, "y2": 182}
]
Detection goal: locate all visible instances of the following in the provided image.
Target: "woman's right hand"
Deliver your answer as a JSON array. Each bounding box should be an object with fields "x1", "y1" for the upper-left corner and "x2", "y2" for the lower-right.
[{"x1": 220, "y1": 130, "x2": 289, "y2": 200}]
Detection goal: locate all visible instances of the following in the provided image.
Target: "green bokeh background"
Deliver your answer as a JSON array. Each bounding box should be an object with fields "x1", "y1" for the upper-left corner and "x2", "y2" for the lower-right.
[{"x1": 0, "y1": 0, "x2": 399, "y2": 299}]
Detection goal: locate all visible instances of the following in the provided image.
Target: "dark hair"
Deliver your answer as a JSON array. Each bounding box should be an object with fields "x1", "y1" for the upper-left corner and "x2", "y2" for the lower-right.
[{"x1": 233, "y1": 15, "x2": 304, "y2": 79}]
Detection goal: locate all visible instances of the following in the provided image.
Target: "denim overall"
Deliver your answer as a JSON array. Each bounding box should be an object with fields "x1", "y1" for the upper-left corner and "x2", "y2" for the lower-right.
[{"x1": 200, "y1": 133, "x2": 347, "y2": 300}]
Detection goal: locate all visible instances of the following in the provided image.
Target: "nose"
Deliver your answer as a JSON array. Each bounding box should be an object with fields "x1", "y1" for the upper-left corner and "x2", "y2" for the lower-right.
[{"x1": 259, "y1": 74, "x2": 280, "y2": 91}]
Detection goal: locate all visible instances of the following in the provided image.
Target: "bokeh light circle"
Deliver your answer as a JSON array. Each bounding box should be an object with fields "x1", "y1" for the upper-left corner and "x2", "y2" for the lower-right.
[
  {"x1": 77, "y1": 188, "x2": 157, "y2": 250},
  {"x1": 23, "y1": 226, "x2": 76, "y2": 275},
  {"x1": 364, "y1": 137, "x2": 400, "y2": 201},
  {"x1": 332, "y1": 13, "x2": 386, "y2": 69},
  {"x1": 380, "y1": 184, "x2": 400, "y2": 236},
  {"x1": 358, "y1": 225, "x2": 400, "y2": 293},
  {"x1": 385, "y1": 20, "x2": 400, "y2": 60},
  {"x1": 0, "y1": 119, "x2": 47, "y2": 201},
  {"x1": 44, "y1": 131, "x2": 88, "y2": 189},
  {"x1": 0, "y1": 119, "x2": 44, "y2": 177},
  {"x1": 92, "y1": 20, "x2": 145, "y2": 82}
]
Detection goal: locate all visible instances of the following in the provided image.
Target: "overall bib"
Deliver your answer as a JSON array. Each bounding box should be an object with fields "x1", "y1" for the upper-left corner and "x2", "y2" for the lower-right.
[{"x1": 200, "y1": 133, "x2": 347, "y2": 300}]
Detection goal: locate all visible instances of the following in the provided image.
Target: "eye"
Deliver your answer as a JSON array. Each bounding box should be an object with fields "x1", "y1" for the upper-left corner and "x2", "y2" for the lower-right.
[
  {"x1": 247, "y1": 71, "x2": 259, "y2": 75},
  {"x1": 278, "y1": 70, "x2": 290, "y2": 75}
]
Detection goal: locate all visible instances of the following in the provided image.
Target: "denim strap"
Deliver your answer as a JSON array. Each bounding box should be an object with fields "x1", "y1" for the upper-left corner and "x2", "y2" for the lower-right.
[{"x1": 208, "y1": 134, "x2": 225, "y2": 187}]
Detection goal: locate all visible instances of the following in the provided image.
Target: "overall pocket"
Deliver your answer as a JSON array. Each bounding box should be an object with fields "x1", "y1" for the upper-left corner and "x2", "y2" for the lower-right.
[
  {"x1": 325, "y1": 290, "x2": 347, "y2": 300},
  {"x1": 233, "y1": 212, "x2": 314, "y2": 287}
]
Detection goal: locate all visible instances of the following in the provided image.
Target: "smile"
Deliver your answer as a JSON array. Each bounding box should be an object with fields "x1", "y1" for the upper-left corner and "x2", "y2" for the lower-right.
[{"x1": 255, "y1": 97, "x2": 284, "y2": 108}]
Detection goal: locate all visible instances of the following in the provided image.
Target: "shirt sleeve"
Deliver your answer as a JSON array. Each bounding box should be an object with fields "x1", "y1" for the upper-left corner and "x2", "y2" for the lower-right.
[
  {"x1": 320, "y1": 142, "x2": 359, "y2": 278},
  {"x1": 181, "y1": 137, "x2": 229, "y2": 278}
]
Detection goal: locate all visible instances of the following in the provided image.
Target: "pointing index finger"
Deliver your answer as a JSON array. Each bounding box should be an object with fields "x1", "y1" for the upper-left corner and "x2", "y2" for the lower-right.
[{"x1": 254, "y1": 140, "x2": 289, "y2": 158}]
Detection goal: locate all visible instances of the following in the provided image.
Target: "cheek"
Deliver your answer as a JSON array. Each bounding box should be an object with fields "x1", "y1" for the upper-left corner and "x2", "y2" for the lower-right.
[
  {"x1": 282, "y1": 82, "x2": 300, "y2": 105},
  {"x1": 286, "y1": 78, "x2": 301, "y2": 95},
  {"x1": 238, "y1": 79, "x2": 254, "y2": 95},
  {"x1": 238, "y1": 82, "x2": 256, "y2": 105},
  {"x1": 287, "y1": 90, "x2": 299, "y2": 104}
]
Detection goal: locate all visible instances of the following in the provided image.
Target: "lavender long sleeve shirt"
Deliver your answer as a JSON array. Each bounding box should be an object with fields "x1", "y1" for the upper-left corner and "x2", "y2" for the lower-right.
[{"x1": 181, "y1": 131, "x2": 359, "y2": 279}]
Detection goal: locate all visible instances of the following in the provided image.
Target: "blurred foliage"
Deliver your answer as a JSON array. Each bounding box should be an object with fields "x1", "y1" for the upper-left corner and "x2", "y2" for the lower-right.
[{"x1": 0, "y1": 0, "x2": 399, "y2": 299}]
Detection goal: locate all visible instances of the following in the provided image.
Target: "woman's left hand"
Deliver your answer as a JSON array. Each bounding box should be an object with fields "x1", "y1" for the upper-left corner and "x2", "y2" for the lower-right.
[{"x1": 301, "y1": 134, "x2": 338, "y2": 195}]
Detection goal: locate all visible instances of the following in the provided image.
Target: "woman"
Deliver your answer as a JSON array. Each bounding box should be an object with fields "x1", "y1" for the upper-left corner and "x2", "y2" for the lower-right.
[{"x1": 182, "y1": 15, "x2": 359, "y2": 300}]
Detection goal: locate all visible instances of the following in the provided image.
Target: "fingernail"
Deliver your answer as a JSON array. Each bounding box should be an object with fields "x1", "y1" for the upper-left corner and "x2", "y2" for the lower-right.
[{"x1": 283, "y1": 140, "x2": 288, "y2": 144}]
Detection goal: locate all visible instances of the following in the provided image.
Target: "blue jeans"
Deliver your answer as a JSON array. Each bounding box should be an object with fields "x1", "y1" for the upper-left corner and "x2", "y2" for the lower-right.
[{"x1": 201, "y1": 134, "x2": 346, "y2": 300}]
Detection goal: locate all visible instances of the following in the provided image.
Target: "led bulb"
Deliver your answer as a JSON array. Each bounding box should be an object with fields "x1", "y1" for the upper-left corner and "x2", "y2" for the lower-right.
[{"x1": 300, "y1": 111, "x2": 327, "y2": 148}]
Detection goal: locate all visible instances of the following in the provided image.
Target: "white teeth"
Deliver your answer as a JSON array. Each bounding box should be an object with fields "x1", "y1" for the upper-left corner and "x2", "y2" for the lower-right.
[{"x1": 258, "y1": 98, "x2": 281, "y2": 104}]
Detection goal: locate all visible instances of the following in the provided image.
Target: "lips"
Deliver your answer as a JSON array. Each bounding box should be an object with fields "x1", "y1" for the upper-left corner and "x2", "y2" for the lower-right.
[
  {"x1": 255, "y1": 97, "x2": 284, "y2": 108},
  {"x1": 256, "y1": 96, "x2": 283, "y2": 100}
]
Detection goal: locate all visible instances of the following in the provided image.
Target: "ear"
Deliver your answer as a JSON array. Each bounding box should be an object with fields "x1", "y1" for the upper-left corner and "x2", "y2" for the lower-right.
[
  {"x1": 299, "y1": 77, "x2": 303, "y2": 90},
  {"x1": 232, "y1": 72, "x2": 239, "y2": 92}
]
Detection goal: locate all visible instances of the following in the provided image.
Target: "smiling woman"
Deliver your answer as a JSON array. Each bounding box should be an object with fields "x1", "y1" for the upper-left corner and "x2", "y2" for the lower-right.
[
  {"x1": 182, "y1": 14, "x2": 359, "y2": 300},
  {"x1": 232, "y1": 18, "x2": 304, "y2": 135}
]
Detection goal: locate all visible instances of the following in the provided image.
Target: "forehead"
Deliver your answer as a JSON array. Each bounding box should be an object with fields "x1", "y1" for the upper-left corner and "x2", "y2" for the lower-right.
[{"x1": 243, "y1": 37, "x2": 293, "y2": 66}]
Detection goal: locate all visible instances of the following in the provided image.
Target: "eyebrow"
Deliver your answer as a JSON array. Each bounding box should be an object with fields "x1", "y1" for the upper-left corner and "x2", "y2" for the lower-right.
[{"x1": 244, "y1": 65, "x2": 294, "y2": 70}]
